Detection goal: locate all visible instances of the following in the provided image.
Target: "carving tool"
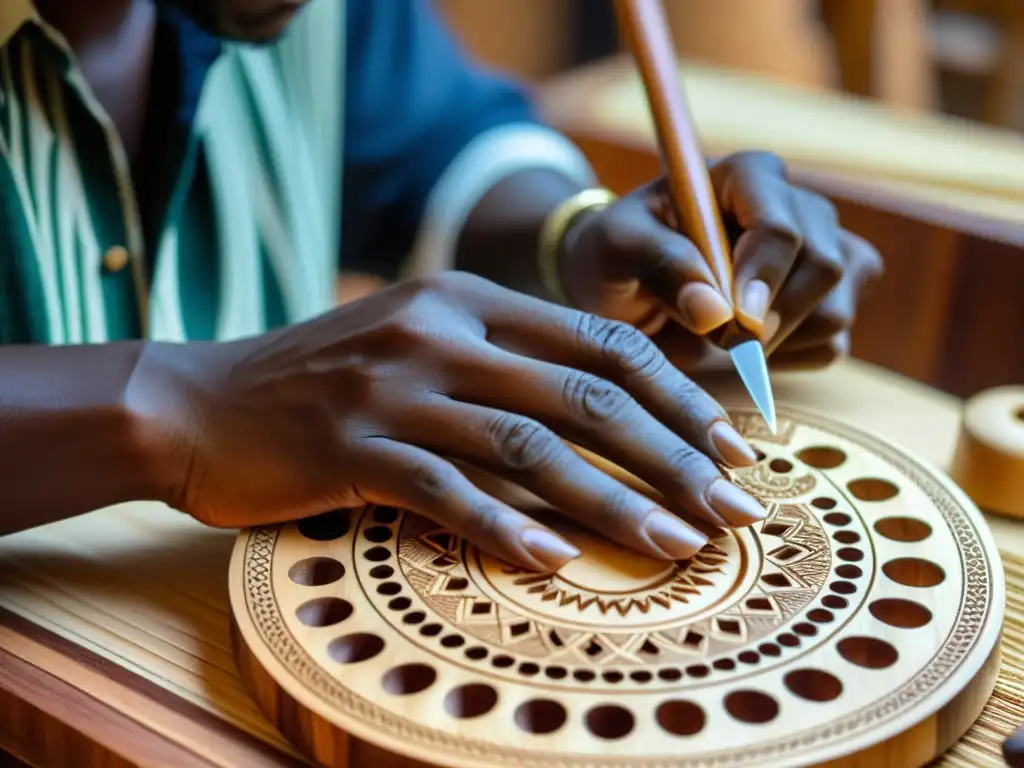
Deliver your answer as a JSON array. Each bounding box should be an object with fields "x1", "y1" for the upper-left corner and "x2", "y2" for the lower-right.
[{"x1": 613, "y1": 0, "x2": 776, "y2": 433}]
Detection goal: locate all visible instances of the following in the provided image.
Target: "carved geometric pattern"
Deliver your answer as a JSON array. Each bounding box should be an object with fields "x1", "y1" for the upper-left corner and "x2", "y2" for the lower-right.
[
  {"x1": 238, "y1": 405, "x2": 1000, "y2": 767},
  {"x1": 731, "y1": 462, "x2": 817, "y2": 499}
]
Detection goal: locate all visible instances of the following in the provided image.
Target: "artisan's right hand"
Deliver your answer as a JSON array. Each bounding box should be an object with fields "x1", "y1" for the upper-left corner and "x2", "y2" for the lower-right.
[{"x1": 132, "y1": 272, "x2": 766, "y2": 572}]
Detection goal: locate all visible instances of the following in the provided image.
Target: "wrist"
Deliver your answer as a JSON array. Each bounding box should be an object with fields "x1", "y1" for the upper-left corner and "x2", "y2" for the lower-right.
[{"x1": 124, "y1": 340, "x2": 217, "y2": 511}]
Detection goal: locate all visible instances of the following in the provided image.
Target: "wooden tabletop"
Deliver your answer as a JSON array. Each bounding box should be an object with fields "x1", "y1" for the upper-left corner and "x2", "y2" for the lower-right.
[{"x1": 0, "y1": 358, "x2": 1019, "y2": 767}]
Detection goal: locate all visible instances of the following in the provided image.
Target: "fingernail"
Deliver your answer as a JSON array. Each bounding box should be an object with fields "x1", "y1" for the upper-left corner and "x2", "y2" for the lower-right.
[
  {"x1": 764, "y1": 310, "x2": 782, "y2": 342},
  {"x1": 707, "y1": 479, "x2": 767, "y2": 526},
  {"x1": 740, "y1": 279, "x2": 770, "y2": 324},
  {"x1": 644, "y1": 511, "x2": 709, "y2": 560},
  {"x1": 709, "y1": 421, "x2": 758, "y2": 467},
  {"x1": 679, "y1": 283, "x2": 732, "y2": 334},
  {"x1": 521, "y1": 528, "x2": 580, "y2": 571}
]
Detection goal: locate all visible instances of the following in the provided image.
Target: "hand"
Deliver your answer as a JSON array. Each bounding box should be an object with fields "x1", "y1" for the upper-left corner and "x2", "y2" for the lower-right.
[
  {"x1": 558, "y1": 151, "x2": 883, "y2": 372},
  {"x1": 132, "y1": 272, "x2": 767, "y2": 572}
]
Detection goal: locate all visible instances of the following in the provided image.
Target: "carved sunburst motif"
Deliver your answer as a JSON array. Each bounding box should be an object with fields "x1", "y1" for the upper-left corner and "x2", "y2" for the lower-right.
[{"x1": 501, "y1": 542, "x2": 731, "y2": 618}]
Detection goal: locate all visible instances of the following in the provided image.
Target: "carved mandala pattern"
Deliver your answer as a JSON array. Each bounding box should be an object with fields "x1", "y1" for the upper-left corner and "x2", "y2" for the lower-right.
[{"x1": 238, "y1": 406, "x2": 1002, "y2": 768}]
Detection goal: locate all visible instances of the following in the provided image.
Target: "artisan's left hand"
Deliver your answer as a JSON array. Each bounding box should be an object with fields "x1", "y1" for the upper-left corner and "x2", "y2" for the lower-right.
[{"x1": 558, "y1": 151, "x2": 883, "y2": 372}]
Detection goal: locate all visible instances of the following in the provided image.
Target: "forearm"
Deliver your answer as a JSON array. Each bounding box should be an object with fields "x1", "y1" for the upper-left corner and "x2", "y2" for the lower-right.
[
  {"x1": 0, "y1": 341, "x2": 170, "y2": 535},
  {"x1": 455, "y1": 167, "x2": 586, "y2": 298}
]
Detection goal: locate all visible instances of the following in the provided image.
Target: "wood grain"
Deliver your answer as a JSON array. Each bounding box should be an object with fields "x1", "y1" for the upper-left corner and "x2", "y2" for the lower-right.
[{"x1": 1, "y1": 360, "x2": 1023, "y2": 766}]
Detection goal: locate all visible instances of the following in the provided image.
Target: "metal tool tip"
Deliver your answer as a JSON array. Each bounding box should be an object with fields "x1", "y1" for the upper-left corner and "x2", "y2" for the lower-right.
[{"x1": 728, "y1": 340, "x2": 776, "y2": 435}]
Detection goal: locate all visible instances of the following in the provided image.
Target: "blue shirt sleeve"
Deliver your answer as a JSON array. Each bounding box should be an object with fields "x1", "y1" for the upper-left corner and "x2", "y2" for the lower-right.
[{"x1": 341, "y1": 0, "x2": 542, "y2": 277}]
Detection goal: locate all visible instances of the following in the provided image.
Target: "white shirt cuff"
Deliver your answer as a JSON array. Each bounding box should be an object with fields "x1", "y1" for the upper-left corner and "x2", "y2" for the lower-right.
[{"x1": 403, "y1": 122, "x2": 597, "y2": 279}]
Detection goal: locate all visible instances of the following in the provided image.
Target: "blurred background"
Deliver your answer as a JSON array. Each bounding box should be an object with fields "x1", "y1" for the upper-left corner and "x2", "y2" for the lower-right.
[
  {"x1": 437, "y1": 0, "x2": 1024, "y2": 125},
  {"x1": 425, "y1": 0, "x2": 1024, "y2": 400}
]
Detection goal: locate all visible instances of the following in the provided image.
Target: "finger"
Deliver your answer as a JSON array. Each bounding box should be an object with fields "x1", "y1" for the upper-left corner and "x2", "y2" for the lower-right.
[
  {"x1": 773, "y1": 229, "x2": 884, "y2": 354},
  {"x1": 353, "y1": 437, "x2": 580, "y2": 572},
  {"x1": 449, "y1": 344, "x2": 765, "y2": 528},
  {"x1": 710, "y1": 153, "x2": 803, "y2": 337},
  {"x1": 595, "y1": 192, "x2": 730, "y2": 335},
  {"x1": 764, "y1": 188, "x2": 845, "y2": 354},
  {"x1": 395, "y1": 399, "x2": 711, "y2": 560},
  {"x1": 485, "y1": 306, "x2": 762, "y2": 475}
]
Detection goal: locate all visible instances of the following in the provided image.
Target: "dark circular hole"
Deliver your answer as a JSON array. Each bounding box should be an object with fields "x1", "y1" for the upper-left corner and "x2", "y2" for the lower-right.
[
  {"x1": 1015, "y1": 406, "x2": 1024, "y2": 423},
  {"x1": 784, "y1": 668, "x2": 843, "y2": 702},
  {"x1": 364, "y1": 546, "x2": 391, "y2": 562},
  {"x1": 585, "y1": 704, "x2": 635, "y2": 740},
  {"x1": 738, "y1": 651, "x2": 760, "y2": 665},
  {"x1": 519, "y1": 662, "x2": 540, "y2": 676},
  {"x1": 796, "y1": 446, "x2": 847, "y2": 469},
  {"x1": 296, "y1": 597, "x2": 353, "y2": 627},
  {"x1": 327, "y1": 633, "x2": 384, "y2": 664},
  {"x1": 685, "y1": 664, "x2": 709, "y2": 678},
  {"x1": 515, "y1": 699, "x2": 567, "y2": 735},
  {"x1": 724, "y1": 690, "x2": 779, "y2": 724},
  {"x1": 712, "y1": 658, "x2": 736, "y2": 671},
  {"x1": 836, "y1": 564, "x2": 863, "y2": 579},
  {"x1": 630, "y1": 670, "x2": 652, "y2": 683},
  {"x1": 769, "y1": 458, "x2": 793, "y2": 473},
  {"x1": 656, "y1": 699, "x2": 706, "y2": 736},
  {"x1": 546, "y1": 666, "x2": 567, "y2": 680},
  {"x1": 822, "y1": 595, "x2": 848, "y2": 609},
  {"x1": 441, "y1": 634, "x2": 465, "y2": 649},
  {"x1": 387, "y1": 596, "x2": 411, "y2": 611},
  {"x1": 830, "y1": 580, "x2": 857, "y2": 595},
  {"x1": 757, "y1": 643, "x2": 781, "y2": 657},
  {"x1": 363, "y1": 525, "x2": 393, "y2": 543},
  {"x1": 444, "y1": 684, "x2": 498, "y2": 719},
  {"x1": 848, "y1": 477, "x2": 899, "y2": 501},
  {"x1": 808, "y1": 608, "x2": 834, "y2": 623},
  {"x1": 823, "y1": 512, "x2": 851, "y2": 526},
  {"x1": 288, "y1": 557, "x2": 345, "y2": 586},
  {"x1": 834, "y1": 530, "x2": 861, "y2": 544},
  {"x1": 372, "y1": 507, "x2": 399, "y2": 524},
  {"x1": 465, "y1": 646, "x2": 488, "y2": 660},
  {"x1": 297, "y1": 510, "x2": 350, "y2": 541},
  {"x1": 492, "y1": 655, "x2": 514, "y2": 668},
  {"x1": 368, "y1": 564, "x2": 394, "y2": 579},
  {"x1": 777, "y1": 633, "x2": 800, "y2": 647},
  {"x1": 603, "y1": 671, "x2": 624, "y2": 683},
  {"x1": 658, "y1": 668, "x2": 683, "y2": 681},
  {"x1": 882, "y1": 558, "x2": 946, "y2": 588},
  {"x1": 403, "y1": 611, "x2": 426, "y2": 625},
  {"x1": 837, "y1": 636, "x2": 900, "y2": 668},
  {"x1": 874, "y1": 516, "x2": 932, "y2": 542},
  {"x1": 381, "y1": 663, "x2": 436, "y2": 695},
  {"x1": 574, "y1": 669, "x2": 596, "y2": 682},
  {"x1": 793, "y1": 622, "x2": 817, "y2": 637},
  {"x1": 837, "y1": 547, "x2": 864, "y2": 562},
  {"x1": 420, "y1": 623, "x2": 442, "y2": 637},
  {"x1": 812, "y1": 497, "x2": 837, "y2": 510},
  {"x1": 870, "y1": 598, "x2": 933, "y2": 628},
  {"x1": 377, "y1": 582, "x2": 402, "y2": 596}
]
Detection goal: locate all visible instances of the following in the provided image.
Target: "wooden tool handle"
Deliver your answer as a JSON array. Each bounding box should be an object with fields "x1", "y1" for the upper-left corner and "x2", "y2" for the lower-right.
[{"x1": 613, "y1": 0, "x2": 734, "y2": 299}]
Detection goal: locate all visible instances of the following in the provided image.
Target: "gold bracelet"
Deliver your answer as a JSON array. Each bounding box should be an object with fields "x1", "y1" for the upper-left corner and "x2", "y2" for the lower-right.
[{"x1": 538, "y1": 187, "x2": 617, "y2": 305}]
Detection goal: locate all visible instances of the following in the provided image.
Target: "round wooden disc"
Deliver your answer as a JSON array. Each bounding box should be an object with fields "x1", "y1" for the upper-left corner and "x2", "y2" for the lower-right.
[{"x1": 229, "y1": 407, "x2": 1005, "y2": 768}]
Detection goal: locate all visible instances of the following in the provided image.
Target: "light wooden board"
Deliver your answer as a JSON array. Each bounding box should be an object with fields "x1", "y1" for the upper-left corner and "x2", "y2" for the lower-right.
[
  {"x1": 1, "y1": 359, "x2": 1022, "y2": 766},
  {"x1": 229, "y1": 404, "x2": 1005, "y2": 767}
]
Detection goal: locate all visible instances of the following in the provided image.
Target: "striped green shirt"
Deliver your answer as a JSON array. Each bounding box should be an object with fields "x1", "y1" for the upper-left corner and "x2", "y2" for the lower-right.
[{"x1": 0, "y1": 1, "x2": 593, "y2": 347}]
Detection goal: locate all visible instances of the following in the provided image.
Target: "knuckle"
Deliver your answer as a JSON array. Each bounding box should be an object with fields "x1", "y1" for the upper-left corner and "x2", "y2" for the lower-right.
[
  {"x1": 666, "y1": 444, "x2": 712, "y2": 480},
  {"x1": 597, "y1": 485, "x2": 640, "y2": 531},
  {"x1": 673, "y1": 376, "x2": 715, "y2": 416},
  {"x1": 575, "y1": 315, "x2": 665, "y2": 376},
  {"x1": 563, "y1": 373, "x2": 633, "y2": 423},
  {"x1": 487, "y1": 414, "x2": 561, "y2": 473},
  {"x1": 805, "y1": 246, "x2": 845, "y2": 283},
  {"x1": 409, "y1": 462, "x2": 457, "y2": 502}
]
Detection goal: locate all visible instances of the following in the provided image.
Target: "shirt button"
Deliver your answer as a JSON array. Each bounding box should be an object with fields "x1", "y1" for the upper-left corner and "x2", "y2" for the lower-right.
[{"x1": 102, "y1": 246, "x2": 129, "y2": 273}]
